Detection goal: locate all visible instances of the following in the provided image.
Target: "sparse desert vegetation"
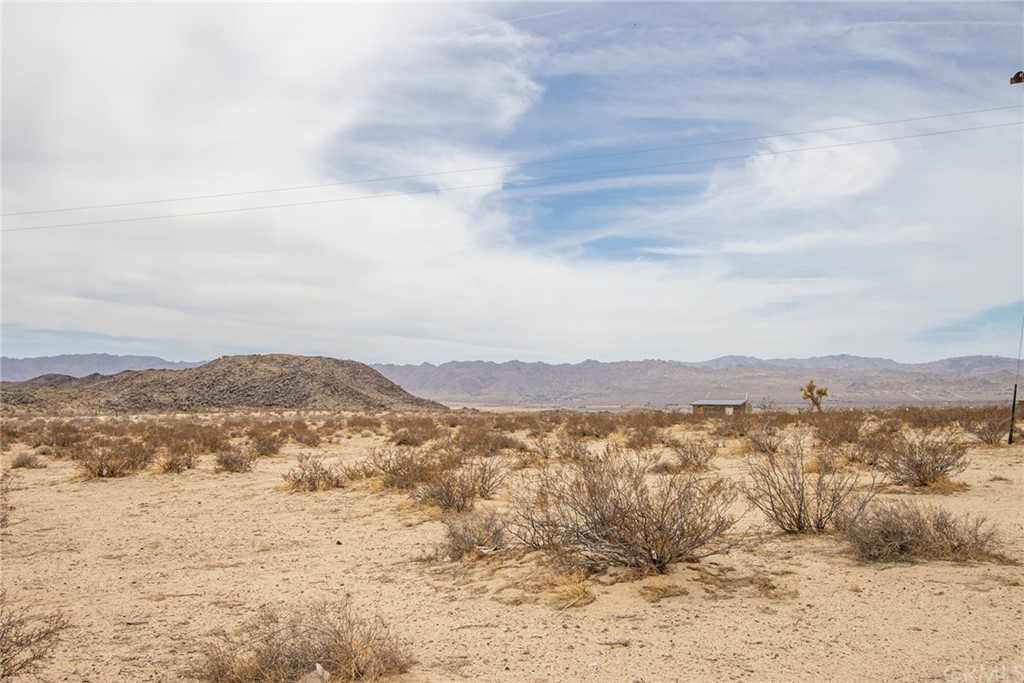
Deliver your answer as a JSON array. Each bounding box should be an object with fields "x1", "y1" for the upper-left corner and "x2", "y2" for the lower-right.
[{"x1": 0, "y1": 404, "x2": 1020, "y2": 682}]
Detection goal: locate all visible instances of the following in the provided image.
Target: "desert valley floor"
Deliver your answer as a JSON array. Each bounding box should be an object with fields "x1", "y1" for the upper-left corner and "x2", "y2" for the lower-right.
[{"x1": 1, "y1": 410, "x2": 1022, "y2": 682}]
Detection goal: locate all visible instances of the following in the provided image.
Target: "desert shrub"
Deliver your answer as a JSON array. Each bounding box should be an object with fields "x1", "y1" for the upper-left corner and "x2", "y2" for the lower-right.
[
  {"x1": 840, "y1": 500, "x2": 1005, "y2": 563},
  {"x1": 510, "y1": 449, "x2": 737, "y2": 573},
  {"x1": 0, "y1": 470, "x2": 12, "y2": 529},
  {"x1": 450, "y1": 420, "x2": 524, "y2": 457},
  {"x1": 8, "y1": 452, "x2": 44, "y2": 470},
  {"x1": 215, "y1": 449, "x2": 256, "y2": 473},
  {"x1": 811, "y1": 410, "x2": 865, "y2": 447},
  {"x1": 247, "y1": 426, "x2": 285, "y2": 456},
  {"x1": 283, "y1": 455, "x2": 346, "y2": 491},
  {"x1": 283, "y1": 420, "x2": 322, "y2": 447},
  {"x1": 546, "y1": 434, "x2": 591, "y2": 462},
  {"x1": 346, "y1": 414, "x2": 382, "y2": 434},
  {"x1": 714, "y1": 412, "x2": 751, "y2": 438},
  {"x1": 743, "y1": 445, "x2": 879, "y2": 534},
  {"x1": 194, "y1": 600, "x2": 411, "y2": 683},
  {"x1": 962, "y1": 407, "x2": 1011, "y2": 446},
  {"x1": 369, "y1": 447, "x2": 457, "y2": 491},
  {"x1": 746, "y1": 420, "x2": 785, "y2": 454},
  {"x1": 623, "y1": 424, "x2": 660, "y2": 450},
  {"x1": 74, "y1": 440, "x2": 154, "y2": 478},
  {"x1": 386, "y1": 416, "x2": 442, "y2": 447},
  {"x1": 668, "y1": 436, "x2": 718, "y2": 471},
  {"x1": 156, "y1": 451, "x2": 200, "y2": 474},
  {"x1": 562, "y1": 412, "x2": 617, "y2": 439},
  {"x1": 412, "y1": 459, "x2": 506, "y2": 511},
  {"x1": 845, "y1": 428, "x2": 897, "y2": 467},
  {"x1": 438, "y1": 511, "x2": 507, "y2": 561},
  {"x1": 34, "y1": 421, "x2": 87, "y2": 450},
  {"x1": 0, "y1": 588, "x2": 69, "y2": 680},
  {"x1": 191, "y1": 423, "x2": 230, "y2": 453},
  {"x1": 879, "y1": 430, "x2": 969, "y2": 487}
]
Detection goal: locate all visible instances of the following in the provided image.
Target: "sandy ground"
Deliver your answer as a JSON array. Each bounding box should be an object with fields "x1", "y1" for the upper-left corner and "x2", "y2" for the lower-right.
[{"x1": 1, "y1": 418, "x2": 1022, "y2": 683}]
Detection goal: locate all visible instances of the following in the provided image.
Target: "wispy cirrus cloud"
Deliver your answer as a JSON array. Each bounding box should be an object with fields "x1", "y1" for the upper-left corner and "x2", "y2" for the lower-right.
[{"x1": 2, "y1": 2, "x2": 1021, "y2": 364}]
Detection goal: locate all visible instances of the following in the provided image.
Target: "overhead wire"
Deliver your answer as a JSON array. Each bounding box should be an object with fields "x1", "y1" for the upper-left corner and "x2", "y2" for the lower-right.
[
  {"x1": 2, "y1": 104, "x2": 1021, "y2": 218},
  {"x1": 2, "y1": 121, "x2": 1021, "y2": 234}
]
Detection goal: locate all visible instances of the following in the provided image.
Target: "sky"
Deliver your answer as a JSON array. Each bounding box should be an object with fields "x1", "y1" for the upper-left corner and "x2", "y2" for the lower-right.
[{"x1": 2, "y1": 1, "x2": 1022, "y2": 365}]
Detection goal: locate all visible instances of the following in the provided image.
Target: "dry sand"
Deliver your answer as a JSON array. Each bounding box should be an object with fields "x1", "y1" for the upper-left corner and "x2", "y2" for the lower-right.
[{"x1": 1, "y1": 417, "x2": 1022, "y2": 682}]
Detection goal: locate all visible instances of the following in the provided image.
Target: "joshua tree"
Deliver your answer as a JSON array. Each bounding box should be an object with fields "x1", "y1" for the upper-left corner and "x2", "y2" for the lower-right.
[{"x1": 801, "y1": 380, "x2": 828, "y2": 412}]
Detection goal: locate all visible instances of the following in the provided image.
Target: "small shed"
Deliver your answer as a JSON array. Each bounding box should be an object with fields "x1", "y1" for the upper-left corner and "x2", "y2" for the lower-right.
[{"x1": 691, "y1": 398, "x2": 749, "y2": 417}]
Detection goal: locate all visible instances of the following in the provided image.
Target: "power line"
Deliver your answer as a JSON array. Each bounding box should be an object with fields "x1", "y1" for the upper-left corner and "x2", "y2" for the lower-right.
[
  {"x1": 3, "y1": 104, "x2": 1021, "y2": 218},
  {"x1": 2, "y1": 120, "x2": 1020, "y2": 234}
]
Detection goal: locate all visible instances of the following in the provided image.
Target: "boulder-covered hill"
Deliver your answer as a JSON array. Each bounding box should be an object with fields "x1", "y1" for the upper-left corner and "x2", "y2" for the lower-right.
[{"x1": 0, "y1": 354, "x2": 447, "y2": 414}]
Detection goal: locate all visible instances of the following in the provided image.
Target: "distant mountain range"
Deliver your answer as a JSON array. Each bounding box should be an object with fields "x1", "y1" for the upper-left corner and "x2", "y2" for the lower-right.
[
  {"x1": 2, "y1": 353, "x2": 1018, "y2": 409},
  {"x1": 371, "y1": 356, "x2": 1019, "y2": 408},
  {"x1": 0, "y1": 353, "x2": 204, "y2": 382}
]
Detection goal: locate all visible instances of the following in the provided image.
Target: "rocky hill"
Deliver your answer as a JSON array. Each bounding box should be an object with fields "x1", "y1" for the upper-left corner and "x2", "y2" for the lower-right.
[{"x1": 1, "y1": 354, "x2": 447, "y2": 414}]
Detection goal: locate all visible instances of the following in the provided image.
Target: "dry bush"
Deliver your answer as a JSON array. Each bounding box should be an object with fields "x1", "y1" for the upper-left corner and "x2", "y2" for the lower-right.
[
  {"x1": 9, "y1": 452, "x2": 44, "y2": 470},
  {"x1": 0, "y1": 588, "x2": 70, "y2": 680},
  {"x1": 743, "y1": 445, "x2": 879, "y2": 534},
  {"x1": 438, "y1": 511, "x2": 507, "y2": 560},
  {"x1": 346, "y1": 414, "x2": 382, "y2": 434},
  {"x1": 283, "y1": 454, "x2": 346, "y2": 491},
  {"x1": 746, "y1": 420, "x2": 785, "y2": 454},
  {"x1": 194, "y1": 600, "x2": 411, "y2": 683},
  {"x1": 0, "y1": 470, "x2": 13, "y2": 529},
  {"x1": 74, "y1": 440, "x2": 155, "y2": 478},
  {"x1": 412, "y1": 459, "x2": 505, "y2": 511},
  {"x1": 247, "y1": 425, "x2": 285, "y2": 456},
  {"x1": 386, "y1": 416, "x2": 442, "y2": 447},
  {"x1": 879, "y1": 430, "x2": 970, "y2": 487},
  {"x1": 369, "y1": 447, "x2": 457, "y2": 491},
  {"x1": 33, "y1": 421, "x2": 88, "y2": 450},
  {"x1": 283, "y1": 419, "x2": 322, "y2": 448},
  {"x1": 562, "y1": 412, "x2": 617, "y2": 439},
  {"x1": 713, "y1": 412, "x2": 751, "y2": 438},
  {"x1": 623, "y1": 424, "x2": 660, "y2": 451},
  {"x1": 156, "y1": 451, "x2": 200, "y2": 473},
  {"x1": 450, "y1": 420, "x2": 525, "y2": 457},
  {"x1": 510, "y1": 448, "x2": 737, "y2": 573},
  {"x1": 541, "y1": 434, "x2": 591, "y2": 462},
  {"x1": 962, "y1": 407, "x2": 1012, "y2": 446},
  {"x1": 668, "y1": 436, "x2": 718, "y2": 471},
  {"x1": 215, "y1": 449, "x2": 256, "y2": 473},
  {"x1": 840, "y1": 500, "x2": 1005, "y2": 563},
  {"x1": 810, "y1": 410, "x2": 865, "y2": 447}
]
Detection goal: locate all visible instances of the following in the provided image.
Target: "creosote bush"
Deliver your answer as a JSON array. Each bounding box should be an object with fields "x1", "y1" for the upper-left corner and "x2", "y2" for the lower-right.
[
  {"x1": 9, "y1": 452, "x2": 44, "y2": 470},
  {"x1": 283, "y1": 454, "x2": 347, "y2": 491},
  {"x1": 215, "y1": 449, "x2": 256, "y2": 473},
  {"x1": 0, "y1": 588, "x2": 70, "y2": 680},
  {"x1": 743, "y1": 445, "x2": 878, "y2": 534},
  {"x1": 369, "y1": 447, "x2": 458, "y2": 491},
  {"x1": 840, "y1": 500, "x2": 1005, "y2": 563},
  {"x1": 73, "y1": 440, "x2": 155, "y2": 478},
  {"x1": 879, "y1": 430, "x2": 969, "y2": 487},
  {"x1": 668, "y1": 436, "x2": 718, "y2": 471},
  {"x1": 194, "y1": 600, "x2": 411, "y2": 683},
  {"x1": 411, "y1": 459, "x2": 506, "y2": 511},
  {"x1": 510, "y1": 446, "x2": 737, "y2": 574},
  {"x1": 156, "y1": 451, "x2": 199, "y2": 474},
  {"x1": 439, "y1": 511, "x2": 507, "y2": 561}
]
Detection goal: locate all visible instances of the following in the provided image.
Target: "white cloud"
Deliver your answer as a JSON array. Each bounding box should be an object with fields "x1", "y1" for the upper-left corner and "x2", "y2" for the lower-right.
[{"x1": 2, "y1": 2, "x2": 1021, "y2": 364}]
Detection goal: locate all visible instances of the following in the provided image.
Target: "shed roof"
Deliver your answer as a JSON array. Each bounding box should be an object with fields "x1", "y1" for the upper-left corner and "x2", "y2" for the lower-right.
[{"x1": 690, "y1": 399, "x2": 749, "y2": 407}]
